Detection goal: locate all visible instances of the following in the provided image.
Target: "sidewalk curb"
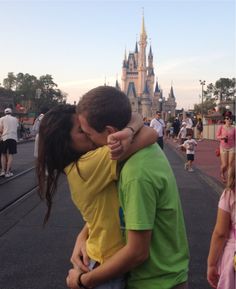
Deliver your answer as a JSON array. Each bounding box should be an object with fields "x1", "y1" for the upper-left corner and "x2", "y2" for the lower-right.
[{"x1": 165, "y1": 142, "x2": 224, "y2": 196}]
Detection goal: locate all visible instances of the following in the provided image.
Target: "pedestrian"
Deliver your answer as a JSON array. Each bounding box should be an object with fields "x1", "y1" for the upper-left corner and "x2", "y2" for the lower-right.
[
  {"x1": 0, "y1": 133, "x2": 3, "y2": 171},
  {"x1": 0, "y1": 108, "x2": 19, "y2": 178},
  {"x1": 184, "y1": 113, "x2": 193, "y2": 136},
  {"x1": 196, "y1": 118, "x2": 203, "y2": 141},
  {"x1": 165, "y1": 120, "x2": 172, "y2": 139},
  {"x1": 143, "y1": 116, "x2": 150, "y2": 126},
  {"x1": 32, "y1": 105, "x2": 49, "y2": 158},
  {"x1": 180, "y1": 132, "x2": 198, "y2": 172},
  {"x1": 36, "y1": 103, "x2": 157, "y2": 289},
  {"x1": 67, "y1": 86, "x2": 189, "y2": 289},
  {"x1": 178, "y1": 122, "x2": 187, "y2": 144},
  {"x1": 216, "y1": 111, "x2": 235, "y2": 183},
  {"x1": 172, "y1": 117, "x2": 181, "y2": 141},
  {"x1": 150, "y1": 110, "x2": 165, "y2": 149},
  {"x1": 207, "y1": 169, "x2": 235, "y2": 289}
]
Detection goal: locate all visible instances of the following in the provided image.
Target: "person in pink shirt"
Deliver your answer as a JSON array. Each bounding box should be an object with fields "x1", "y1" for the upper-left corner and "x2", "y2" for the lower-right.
[
  {"x1": 216, "y1": 111, "x2": 235, "y2": 183},
  {"x1": 207, "y1": 169, "x2": 235, "y2": 289}
]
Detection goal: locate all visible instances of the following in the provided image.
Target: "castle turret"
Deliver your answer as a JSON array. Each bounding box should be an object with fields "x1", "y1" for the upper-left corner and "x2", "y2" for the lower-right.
[
  {"x1": 134, "y1": 41, "x2": 138, "y2": 66},
  {"x1": 121, "y1": 48, "x2": 127, "y2": 91},
  {"x1": 138, "y1": 14, "x2": 147, "y2": 96},
  {"x1": 140, "y1": 81, "x2": 151, "y2": 117},
  {"x1": 147, "y1": 45, "x2": 155, "y2": 97}
]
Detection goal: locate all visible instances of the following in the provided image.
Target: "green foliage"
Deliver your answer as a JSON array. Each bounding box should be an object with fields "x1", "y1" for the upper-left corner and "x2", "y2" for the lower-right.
[
  {"x1": 194, "y1": 77, "x2": 235, "y2": 115},
  {"x1": 1, "y1": 72, "x2": 67, "y2": 114},
  {"x1": 193, "y1": 99, "x2": 216, "y2": 115}
]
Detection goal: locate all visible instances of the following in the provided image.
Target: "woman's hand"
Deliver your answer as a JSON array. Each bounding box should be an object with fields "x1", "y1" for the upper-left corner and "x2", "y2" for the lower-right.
[
  {"x1": 207, "y1": 265, "x2": 219, "y2": 288},
  {"x1": 107, "y1": 128, "x2": 133, "y2": 160}
]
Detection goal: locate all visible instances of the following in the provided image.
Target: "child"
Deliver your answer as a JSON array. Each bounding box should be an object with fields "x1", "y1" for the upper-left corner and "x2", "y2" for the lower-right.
[
  {"x1": 180, "y1": 132, "x2": 197, "y2": 172},
  {"x1": 207, "y1": 170, "x2": 235, "y2": 289}
]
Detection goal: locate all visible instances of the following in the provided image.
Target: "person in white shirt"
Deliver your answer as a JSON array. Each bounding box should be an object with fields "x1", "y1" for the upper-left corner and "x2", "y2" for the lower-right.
[
  {"x1": 150, "y1": 111, "x2": 165, "y2": 149},
  {"x1": 0, "y1": 108, "x2": 19, "y2": 177},
  {"x1": 184, "y1": 113, "x2": 193, "y2": 136},
  {"x1": 32, "y1": 106, "x2": 49, "y2": 158},
  {"x1": 177, "y1": 122, "x2": 187, "y2": 144},
  {"x1": 180, "y1": 132, "x2": 198, "y2": 172}
]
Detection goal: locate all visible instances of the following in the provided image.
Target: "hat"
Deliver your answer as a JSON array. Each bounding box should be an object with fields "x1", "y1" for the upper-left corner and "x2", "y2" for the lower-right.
[
  {"x1": 182, "y1": 122, "x2": 186, "y2": 125},
  {"x1": 4, "y1": 108, "x2": 12, "y2": 114},
  {"x1": 224, "y1": 111, "x2": 232, "y2": 118}
]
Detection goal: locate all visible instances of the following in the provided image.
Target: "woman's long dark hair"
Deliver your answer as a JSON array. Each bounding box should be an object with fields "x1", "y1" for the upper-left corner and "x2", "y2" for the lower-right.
[{"x1": 37, "y1": 104, "x2": 83, "y2": 224}]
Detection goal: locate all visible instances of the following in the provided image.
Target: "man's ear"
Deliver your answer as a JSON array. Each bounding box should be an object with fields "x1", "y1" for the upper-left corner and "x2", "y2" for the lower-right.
[{"x1": 105, "y1": 126, "x2": 118, "y2": 134}]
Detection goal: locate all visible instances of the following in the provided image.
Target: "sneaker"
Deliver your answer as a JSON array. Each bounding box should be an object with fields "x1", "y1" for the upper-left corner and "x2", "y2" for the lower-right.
[
  {"x1": 0, "y1": 170, "x2": 5, "y2": 177},
  {"x1": 184, "y1": 163, "x2": 188, "y2": 170},
  {"x1": 5, "y1": 171, "x2": 13, "y2": 178},
  {"x1": 188, "y1": 168, "x2": 194, "y2": 172}
]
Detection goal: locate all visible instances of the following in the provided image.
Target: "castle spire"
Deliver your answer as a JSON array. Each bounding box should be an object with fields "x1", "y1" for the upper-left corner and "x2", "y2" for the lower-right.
[
  {"x1": 141, "y1": 9, "x2": 147, "y2": 36},
  {"x1": 135, "y1": 41, "x2": 138, "y2": 53}
]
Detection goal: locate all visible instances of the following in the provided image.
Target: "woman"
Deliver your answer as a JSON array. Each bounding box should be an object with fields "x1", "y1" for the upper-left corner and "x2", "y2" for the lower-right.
[
  {"x1": 196, "y1": 118, "x2": 203, "y2": 141},
  {"x1": 37, "y1": 104, "x2": 157, "y2": 288},
  {"x1": 216, "y1": 111, "x2": 235, "y2": 183},
  {"x1": 207, "y1": 169, "x2": 235, "y2": 289}
]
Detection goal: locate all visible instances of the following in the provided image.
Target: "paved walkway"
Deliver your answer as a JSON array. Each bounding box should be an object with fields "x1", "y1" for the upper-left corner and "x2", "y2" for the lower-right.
[{"x1": 165, "y1": 137, "x2": 224, "y2": 193}]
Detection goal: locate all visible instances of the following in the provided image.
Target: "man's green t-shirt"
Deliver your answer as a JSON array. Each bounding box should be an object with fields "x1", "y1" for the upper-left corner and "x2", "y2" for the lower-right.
[{"x1": 118, "y1": 144, "x2": 189, "y2": 289}]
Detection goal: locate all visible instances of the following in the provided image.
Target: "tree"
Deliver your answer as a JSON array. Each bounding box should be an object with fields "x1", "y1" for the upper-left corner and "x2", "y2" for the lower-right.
[
  {"x1": 215, "y1": 78, "x2": 235, "y2": 101},
  {"x1": 3, "y1": 72, "x2": 16, "y2": 90},
  {"x1": 194, "y1": 99, "x2": 216, "y2": 116},
  {"x1": 193, "y1": 78, "x2": 235, "y2": 115},
  {"x1": 2, "y1": 72, "x2": 67, "y2": 114}
]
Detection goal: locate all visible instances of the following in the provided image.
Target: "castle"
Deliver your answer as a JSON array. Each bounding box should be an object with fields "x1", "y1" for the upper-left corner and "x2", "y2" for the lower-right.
[{"x1": 117, "y1": 15, "x2": 176, "y2": 120}]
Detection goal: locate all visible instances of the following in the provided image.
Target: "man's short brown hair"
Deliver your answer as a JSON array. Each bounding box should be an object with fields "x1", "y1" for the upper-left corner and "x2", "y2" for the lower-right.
[{"x1": 77, "y1": 86, "x2": 132, "y2": 132}]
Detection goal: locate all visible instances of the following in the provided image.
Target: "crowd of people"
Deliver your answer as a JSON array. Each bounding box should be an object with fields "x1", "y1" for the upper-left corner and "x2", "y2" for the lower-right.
[{"x1": 0, "y1": 86, "x2": 235, "y2": 289}]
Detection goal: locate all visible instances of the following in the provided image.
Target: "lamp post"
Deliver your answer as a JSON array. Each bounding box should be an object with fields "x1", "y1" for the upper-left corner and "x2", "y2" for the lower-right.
[{"x1": 199, "y1": 80, "x2": 206, "y2": 118}]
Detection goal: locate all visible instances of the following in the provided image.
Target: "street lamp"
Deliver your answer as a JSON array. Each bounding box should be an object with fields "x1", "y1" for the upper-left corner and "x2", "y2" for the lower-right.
[{"x1": 199, "y1": 80, "x2": 206, "y2": 118}]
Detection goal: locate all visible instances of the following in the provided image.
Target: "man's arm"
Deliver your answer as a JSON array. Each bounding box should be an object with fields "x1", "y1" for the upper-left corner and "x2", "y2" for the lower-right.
[{"x1": 66, "y1": 230, "x2": 152, "y2": 289}]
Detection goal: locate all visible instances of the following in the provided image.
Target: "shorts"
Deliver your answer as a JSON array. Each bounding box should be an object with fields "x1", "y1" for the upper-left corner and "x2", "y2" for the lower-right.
[
  {"x1": 89, "y1": 259, "x2": 125, "y2": 289},
  {"x1": 0, "y1": 140, "x2": 4, "y2": 154},
  {"x1": 187, "y1": 154, "x2": 194, "y2": 161},
  {"x1": 220, "y1": 147, "x2": 235, "y2": 154},
  {"x1": 2, "y1": 139, "x2": 17, "y2": 154}
]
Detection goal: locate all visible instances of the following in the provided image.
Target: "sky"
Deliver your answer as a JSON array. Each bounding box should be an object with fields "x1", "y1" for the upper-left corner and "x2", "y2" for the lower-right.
[{"x1": 0, "y1": 0, "x2": 235, "y2": 110}]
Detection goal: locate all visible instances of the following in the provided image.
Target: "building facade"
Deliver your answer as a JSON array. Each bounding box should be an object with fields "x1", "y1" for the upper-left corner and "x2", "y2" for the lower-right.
[{"x1": 119, "y1": 16, "x2": 176, "y2": 120}]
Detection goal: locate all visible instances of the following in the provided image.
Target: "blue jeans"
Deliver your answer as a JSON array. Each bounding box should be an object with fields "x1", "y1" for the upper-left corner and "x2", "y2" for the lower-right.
[
  {"x1": 89, "y1": 259, "x2": 125, "y2": 289},
  {"x1": 157, "y1": 136, "x2": 164, "y2": 150}
]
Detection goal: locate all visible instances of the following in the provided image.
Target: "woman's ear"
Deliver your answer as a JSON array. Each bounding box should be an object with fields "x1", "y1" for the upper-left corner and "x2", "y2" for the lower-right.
[{"x1": 105, "y1": 125, "x2": 118, "y2": 134}]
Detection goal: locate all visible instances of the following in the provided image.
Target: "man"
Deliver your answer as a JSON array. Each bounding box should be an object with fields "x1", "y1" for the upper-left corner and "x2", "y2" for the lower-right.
[
  {"x1": 0, "y1": 108, "x2": 19, "y2": 177},
  {"x1": 32, "y1": 105, "x2": 49, "y2": 158},
  {"x1": 67, "y1": 86, "x2": 189, "y2": 289},
  {"x1": 150, "y1": 111, "x2": 165, "y2": 149}
]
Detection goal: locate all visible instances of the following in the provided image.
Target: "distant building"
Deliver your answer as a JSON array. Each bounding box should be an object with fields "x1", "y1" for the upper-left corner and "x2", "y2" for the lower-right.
[{"x1": 118, "y1": 15, "x2": 176, "y2": 119}]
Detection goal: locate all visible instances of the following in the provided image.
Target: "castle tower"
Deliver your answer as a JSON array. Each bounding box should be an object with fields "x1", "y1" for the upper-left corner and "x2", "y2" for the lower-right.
[{"x1": 120, "y1": 14, "x2": 177, "y2": 118}]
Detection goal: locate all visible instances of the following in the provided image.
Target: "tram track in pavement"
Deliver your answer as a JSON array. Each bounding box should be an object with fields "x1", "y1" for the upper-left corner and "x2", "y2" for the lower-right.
[{"x1": 0, "y1": 166, "x2": 41, "y2": 237}]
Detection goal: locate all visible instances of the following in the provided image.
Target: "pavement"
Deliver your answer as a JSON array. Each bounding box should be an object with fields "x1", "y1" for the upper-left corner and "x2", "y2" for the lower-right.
[{"x1": 165, "y1": 137, "x2": 224, "y2": 194}]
